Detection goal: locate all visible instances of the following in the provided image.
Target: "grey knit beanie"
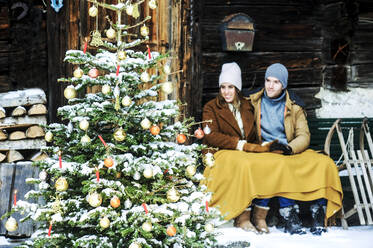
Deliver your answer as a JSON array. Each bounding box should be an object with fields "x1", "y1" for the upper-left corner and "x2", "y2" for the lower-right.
[
  {"x1": 219, "y1": 62, "x2": 242, "y2": 91},
  {"x1": 265, "y1": 63, "x2": 288, "y2": 89}
]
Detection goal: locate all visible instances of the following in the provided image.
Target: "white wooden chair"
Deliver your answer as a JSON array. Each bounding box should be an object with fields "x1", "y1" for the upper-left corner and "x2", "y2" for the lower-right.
[{"x1": 324, "y1": 118, "x2": 373, "y2": 229}]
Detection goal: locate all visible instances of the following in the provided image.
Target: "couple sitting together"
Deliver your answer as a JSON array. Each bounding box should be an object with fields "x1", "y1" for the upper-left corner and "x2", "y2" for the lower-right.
[{"x1": 201, "y1": 62, "x2": 343, "y2": 235}]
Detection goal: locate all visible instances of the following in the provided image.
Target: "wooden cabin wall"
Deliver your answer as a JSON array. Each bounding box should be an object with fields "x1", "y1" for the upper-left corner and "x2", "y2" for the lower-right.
[
  {"x1": 0, "y1": 0, "x2": 47, "y2": 94},
  {"x1": 190, "y1": 0, "x2": 373, "y2": 120}
]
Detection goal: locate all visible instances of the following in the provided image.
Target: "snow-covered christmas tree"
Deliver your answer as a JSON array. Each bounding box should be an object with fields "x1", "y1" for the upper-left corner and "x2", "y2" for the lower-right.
[{"x1": 2, "y1": 1, "x2": 220, "y2": 247}]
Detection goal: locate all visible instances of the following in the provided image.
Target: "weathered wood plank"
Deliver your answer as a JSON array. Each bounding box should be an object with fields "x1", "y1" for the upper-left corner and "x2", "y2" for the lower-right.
[
  {"x1": 0, "y1": 89, "x2": 46, "y2": 108},
  {"x1": 0, "y1": 163, "x2": 14, "y2": 235},
  {"x1": 12, "y1": 162, "x2": 38, "y2": 236},
  {"x1": 0, "y1": 116, "x2": 47, "y2": 129},
  {"x1": 0, "y1": 139, "x2": 46, "y2": 151}
]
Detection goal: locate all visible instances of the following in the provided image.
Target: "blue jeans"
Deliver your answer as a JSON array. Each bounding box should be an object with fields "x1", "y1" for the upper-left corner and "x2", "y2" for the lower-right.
[{"x1": 254, "y1": 197, "x2": 327, "y2": 208}]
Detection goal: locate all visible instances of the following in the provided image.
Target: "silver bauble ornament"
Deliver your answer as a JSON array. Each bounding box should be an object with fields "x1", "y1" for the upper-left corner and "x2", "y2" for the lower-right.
[
  {"x1": 143, "y1": 167, "x2": 154, "y2": 179},
  {"x1": 87, "y1": 192, "x2": 103, "y2": 207},
  {"x1": 5, "y1": 217, "x2": 18, "y2": 232},
  {"x1": 140, "y1": 71, "x2": 150, "y2": 82},
  {"x1": 186, "y1": 165, "x2": 196, "y2": 177},
  {"x1": 106, "y1": 27, "x2": 116, "y2": 39},
  {"x1": 140, "y1": 118, "x2": 152, "y2": 130},
  {"x1": 102, "y1": 84, "x2": 111, "y2": 95},
  {"x1": 142, "y1": 222, "x2": 152, "y2": 232},
  {"x1": 121, "y1": 96, "x2": 132, "y2": 107}
]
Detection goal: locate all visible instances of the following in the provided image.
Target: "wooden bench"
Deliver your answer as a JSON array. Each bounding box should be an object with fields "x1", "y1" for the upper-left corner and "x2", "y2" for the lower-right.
[{"x1": 309, "y1": 117, "x2": 373, "y2": 229}]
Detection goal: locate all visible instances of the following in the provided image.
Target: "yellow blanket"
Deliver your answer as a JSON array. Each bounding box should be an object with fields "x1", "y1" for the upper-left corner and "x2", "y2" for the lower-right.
[{"x1": 202, "y1": 149, "x2": 343, "y2": 221}]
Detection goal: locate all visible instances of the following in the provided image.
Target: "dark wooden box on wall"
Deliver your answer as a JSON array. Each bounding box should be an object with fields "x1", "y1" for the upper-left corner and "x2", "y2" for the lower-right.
[{"x1": 220, "y1": 13, "x2": 255, "y2": 52}]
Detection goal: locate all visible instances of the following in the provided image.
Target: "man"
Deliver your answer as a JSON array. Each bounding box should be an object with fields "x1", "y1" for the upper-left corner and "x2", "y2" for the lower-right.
[{"x1": 249, "y1": 63, "x2": 327, "y2": 235}]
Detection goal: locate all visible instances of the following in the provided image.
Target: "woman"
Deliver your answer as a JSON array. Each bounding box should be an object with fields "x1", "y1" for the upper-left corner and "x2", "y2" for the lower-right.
[{"x1": 201, "y1": 62, "x2": 278, "y2": 233}]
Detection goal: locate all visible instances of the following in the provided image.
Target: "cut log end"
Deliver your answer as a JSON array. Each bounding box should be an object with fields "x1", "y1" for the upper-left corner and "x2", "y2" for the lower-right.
[
  {"x1": 30, "y1": 151, "x2": 48, "y2": 161},
  {"x1": 0, "y1": 108, "x2": 5, "y2": 119},
  {"x1": 28, "y1": 104, "x2": 47, "y2": 116},
  {"x1": 0, "y1": 152, "x2": 6, "y2": 162},
  {"x1": 9, "y1": 131, "x2": 26, "y2": 140},
  {"x1": 11, "y1": 106, "x2": 27, "y2": 117},
  {"x1": 7, "y1": 150, "x2": 24, "y2": 163},
  {"x1": 26, "y1": 125, "x2": 45, "y2": 138},
  {"x1": 0, "y1": 130, "x2": 7, "y2": 141}
]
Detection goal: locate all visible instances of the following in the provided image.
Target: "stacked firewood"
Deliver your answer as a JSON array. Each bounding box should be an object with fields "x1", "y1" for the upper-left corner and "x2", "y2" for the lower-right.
[{"x1": 0, "y1": 88, "x2": 47, "y2": 163}]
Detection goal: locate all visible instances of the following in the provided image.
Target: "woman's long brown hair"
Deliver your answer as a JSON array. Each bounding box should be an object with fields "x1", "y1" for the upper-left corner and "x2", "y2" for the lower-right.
[{"x1": 217, "y1": 86, "x2": 243, "y2": 109}]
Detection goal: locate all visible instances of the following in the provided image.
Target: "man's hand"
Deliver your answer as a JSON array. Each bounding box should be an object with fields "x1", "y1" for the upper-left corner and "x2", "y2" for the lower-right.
[{"x1": 269, "y1": 142, "x2": 293, "y2": 155}]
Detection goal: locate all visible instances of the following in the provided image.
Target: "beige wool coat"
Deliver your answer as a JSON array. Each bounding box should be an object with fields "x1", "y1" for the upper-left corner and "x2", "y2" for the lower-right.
[{"x1": 250, "y1": 88, "x2": 310, "y2": 154}]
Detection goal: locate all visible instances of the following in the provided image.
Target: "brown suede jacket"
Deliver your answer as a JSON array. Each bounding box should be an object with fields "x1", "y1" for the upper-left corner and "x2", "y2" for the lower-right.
[
  {"x1": 202, "y1": 96, "x2": 258, "y2": 151},
  {"x1": 249, "y1": 88, "x2": 310, "y2": 154}
]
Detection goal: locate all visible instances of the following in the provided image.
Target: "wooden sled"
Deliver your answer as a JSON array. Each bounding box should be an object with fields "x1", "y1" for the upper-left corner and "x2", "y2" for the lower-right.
[{"x1": 324, "y1": 118, "x2": 373, "y2": 229}]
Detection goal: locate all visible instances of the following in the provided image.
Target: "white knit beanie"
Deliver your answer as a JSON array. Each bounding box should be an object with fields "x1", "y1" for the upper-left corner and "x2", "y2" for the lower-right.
[{"x1": 218, "y1": 62, "x2": 242, "y2": 91}]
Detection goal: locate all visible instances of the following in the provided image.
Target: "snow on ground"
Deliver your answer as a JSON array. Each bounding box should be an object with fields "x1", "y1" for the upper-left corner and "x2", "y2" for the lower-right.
[
  {"x1": 216, "y1": 220, "x2": 373, "y2": 248},
  {"x1": 1, "y1": 222, "x2": 373, "y2": 248}
]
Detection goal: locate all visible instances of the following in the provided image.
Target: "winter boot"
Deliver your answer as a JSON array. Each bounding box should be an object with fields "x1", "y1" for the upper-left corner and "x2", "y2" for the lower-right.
[
  {"x1": 279, "y1": 205, "x2": 306, "y2": 235},
  {"x1": 253, "y1": 205, "x2": 270, "y2": 233},
  {"x1": 310, "y1": 203, "x2": 327, "y2": 235},
  {"x1": 233, "y1": 209, "x2": 258, "y2": 233}
]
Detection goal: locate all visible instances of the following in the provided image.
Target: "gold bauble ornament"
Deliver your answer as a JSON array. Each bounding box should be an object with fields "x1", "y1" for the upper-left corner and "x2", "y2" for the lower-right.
[
  {"x1": 205, "y1": 223, "x2": 214, "y2": 232},
  {"x1": 126, "y1": 4, "x2": 134, "y2": 16},
  {"x1": 140, "y1": 25, "x2": 149, "y2": 37},
  {"x1": 113, "y1": 128, "x2": 126, "y2": 142},
  {"x1": 100, "y1": 217, "x2": 110, "y2": 229},
  {"x1": 140, "y1": 71, "x2": 150, "y2": 82},
  {"x1": 73, "y1": 67, "x2": 84, "y2": 78},
  {"x1": 143, "y1": 167, "x2": 154, "y2": 179},
  {"x1": 87, "y1": 192, "x2": 102, "y2": 207},
  {"x1": 44, "y1": 131, "x2": 53, "y2": 142},
  {"x1": 88, "y1": 5, "x2": 98, "y2": 17},
  {"x1": 102, "y1": 84, "x2": 111, "y2": 95},
  {"x1": 186, "y1": 165, "x2": 196, "y2": 177},
  {"x1": 129, "y1": 242, "x2": 141, "y2": 248},
  {"x1": 55, "y1": 177, "x2": 68, "y2": 192},
  {"x1": 81, "y1": 134, "x2": 91, "y2": 145},
  {"x1": 140, "y1": 118, "x2": 152, "y2": 130},
  {"x1": 106, "y1": 27, "x2": 116, "y2": 39},
  {"x1": 142, "y1": 222, "x2": 152, "y2": 232},
  {"x1": 117, "y1": 50, "x2": 127, "y2": 60},
  {"x1": 5, "y1": 217, "x2": 18, "y2": 232},
  {"x1": 161, "y1": 81, "x2": 173, "y2": 94},
  {"x1": 79, "y1": 119, "x2": 89, "y2": 131},
  {"x1": 148, "y1": 0, "x2": 157, "y2": 9},
  {"x1": 64, "y1": 86, "x2": 77, "y2": 99},
  {"x1": 167, "y1": 187, "x2": 180, "y2": 202},
  {"x1": 121, "y1": 96, "x2": 132, "y2": 107}
]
